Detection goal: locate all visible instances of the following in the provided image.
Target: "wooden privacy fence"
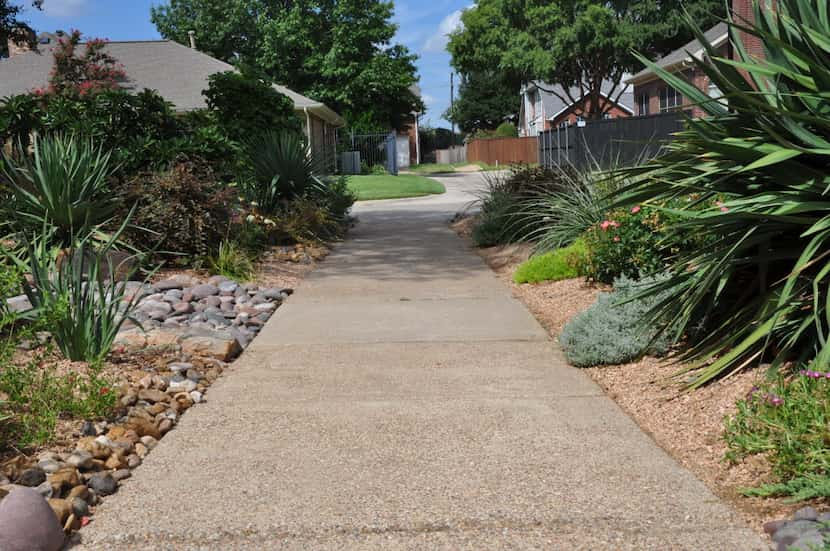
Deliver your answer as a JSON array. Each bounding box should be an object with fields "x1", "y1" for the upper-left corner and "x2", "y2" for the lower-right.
[
  {"x1": 538, "y1": 112, "x2": 686, "y2": 170},
  {"x1": 467, "y1": 137, "x2": 538, "y2": 166}
]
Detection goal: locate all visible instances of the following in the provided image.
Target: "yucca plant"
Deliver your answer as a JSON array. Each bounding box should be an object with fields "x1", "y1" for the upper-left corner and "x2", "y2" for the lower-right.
[
  {"x1": 0, "y1": 134, "x2": 117, "y2": 248},
  {"x1": 16, "y1": 225, "x2": 148, "y2": 362},
  {"x1": 619, "y1": 0, "x2": 830, "y2": 387},
  {"x1": 243, "y1": 130, "x2": 325, "y2": 214}
]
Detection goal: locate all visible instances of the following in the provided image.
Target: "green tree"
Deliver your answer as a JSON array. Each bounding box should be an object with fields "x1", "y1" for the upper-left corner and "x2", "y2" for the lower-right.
[
  {"x1": 448, "y1": 0, "x2": 726, "y2": 120},
  {"x1": 444, "y1": 71, "x2": 517, "y2": 133},
  {"x1": 203, "y1": 71, "x2": 301, "y2": 142},
  {"x1": 151, "y1": 0, "x2": 423, "y2": 130},
  {"x1": 0, "y1": 0, "x2": 42, "y2": 57}
]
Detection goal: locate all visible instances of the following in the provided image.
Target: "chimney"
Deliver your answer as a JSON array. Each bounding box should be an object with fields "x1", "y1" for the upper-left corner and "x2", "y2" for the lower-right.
[
  {"x1": 188, "y1": 30, "x2": 197, "y2": 50},
  {"x1": 5, "y1": 28, "x2": 36, "y2": 58}
]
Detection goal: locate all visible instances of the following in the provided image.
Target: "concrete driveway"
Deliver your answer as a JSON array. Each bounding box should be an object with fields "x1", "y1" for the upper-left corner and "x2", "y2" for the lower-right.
[{"x1": 76, "y1": 173, "x2": 766, "y2": 550}]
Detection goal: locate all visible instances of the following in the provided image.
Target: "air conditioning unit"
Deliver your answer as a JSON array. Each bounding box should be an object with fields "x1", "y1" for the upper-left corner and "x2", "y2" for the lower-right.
[{"x1": 340, "y1": 151, "x2": 360, "y2": 175}]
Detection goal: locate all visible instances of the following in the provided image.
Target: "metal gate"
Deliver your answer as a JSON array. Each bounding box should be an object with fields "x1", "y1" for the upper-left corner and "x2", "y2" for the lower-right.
[{"x1": 337, "y1": 131, "x2": 398, "y2": 175}]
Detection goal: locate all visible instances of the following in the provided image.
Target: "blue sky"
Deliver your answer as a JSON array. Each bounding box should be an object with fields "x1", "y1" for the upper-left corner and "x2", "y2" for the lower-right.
[{"x1": 20, "y1": 0, "x2": 469, "y2": 129}]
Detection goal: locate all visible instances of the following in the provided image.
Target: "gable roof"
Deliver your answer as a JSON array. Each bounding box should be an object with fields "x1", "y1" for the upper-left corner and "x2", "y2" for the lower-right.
[
  {"x1": 0, "y1": 39, "x2": 345, "y2": 126},
  {"x1": 524, "y1": 80, "x2": 634, "y2": 120},
  {"x1": 626, "y1": 23, "x2": 729, "y2": 85}
]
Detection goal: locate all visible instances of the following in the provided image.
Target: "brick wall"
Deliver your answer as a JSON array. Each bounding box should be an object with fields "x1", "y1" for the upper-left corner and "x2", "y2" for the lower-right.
[{"x1": 731, "y1": 0, "x2": 766, "y2": 60}]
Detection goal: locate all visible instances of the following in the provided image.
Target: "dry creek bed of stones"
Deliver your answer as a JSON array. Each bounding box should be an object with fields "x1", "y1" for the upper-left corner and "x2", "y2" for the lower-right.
[{"x1": 0, "y1": 273, "x2": 290, "y2": 549}]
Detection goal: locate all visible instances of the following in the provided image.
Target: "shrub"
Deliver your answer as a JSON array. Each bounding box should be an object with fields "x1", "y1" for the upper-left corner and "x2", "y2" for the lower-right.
[
  {"x1": 119, "y1": 157, "x2": 235, "y2": 258},
  {"x1": 471, "y1": 186, "x2": 523, "y2": 247},
  {"x1": 0, "y1": 89, "x2": 182, "y2": 175},
  {"x1": 559, "y1": 274, "x2": 676, "y2": 367},
  {"x1": 1, "y1": 134, "x2": 116, "y2": 248},
  {"x1": 582, "y1": 207, "x2": 667, "y2": 284},
  {"x1": 724, "y1": 372, "x2": 830, "y2": 501},
  {"x1": 203, "y1": 71, "x2": 301, "y2": 143},
  {"x1": 494, "y1": 121, "x2": 518, "y2": 138},
  {"x1": 619, "y1": 0, "x2": 830, "y2": 387},
  {"x1": 209, "y1": 240, "x2": 255, "y2": 282},
  {"x1": 514, "y1": 239, "x2": 589, "y2": 284}
]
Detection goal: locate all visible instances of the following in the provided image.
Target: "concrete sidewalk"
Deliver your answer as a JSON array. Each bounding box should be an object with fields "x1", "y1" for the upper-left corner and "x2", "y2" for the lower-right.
[{"x1": 77, "y1": 174, "x2": 765, "y2": 550}]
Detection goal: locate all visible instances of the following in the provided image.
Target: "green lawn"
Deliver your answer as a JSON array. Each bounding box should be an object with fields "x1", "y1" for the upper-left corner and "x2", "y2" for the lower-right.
[
  {"x1": 347, "y1": 174, "x2": 446, "y2": 201},
  {"x1": 408, "y1": 161, "x2": 516, "y2": 174}
]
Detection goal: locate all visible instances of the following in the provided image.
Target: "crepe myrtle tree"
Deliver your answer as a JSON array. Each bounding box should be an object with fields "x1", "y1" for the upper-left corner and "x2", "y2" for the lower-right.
[{"x1": 0, "y1": 0, "x2": 43, "y2": 56}]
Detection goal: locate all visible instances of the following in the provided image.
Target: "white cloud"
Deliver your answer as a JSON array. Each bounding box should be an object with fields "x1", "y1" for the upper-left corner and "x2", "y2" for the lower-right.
[
  {"x1": 421, "y1": 93, "x2": 436, "y2": 106},
  {"x1": 422, "y1": 9, "x2": 464, "y2": 54},
  {"x1": 42, "y1": 0, "x2": 88, "y2": 17}
]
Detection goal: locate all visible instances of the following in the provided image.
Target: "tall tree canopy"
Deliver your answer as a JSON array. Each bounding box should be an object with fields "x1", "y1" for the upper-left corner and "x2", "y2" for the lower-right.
[
  {"x1": 0, "y1": 0, "x2": 42, "y2": 56},
  {"x1": 151, "y1": 0, "x2": 423, "y2": 130},
  {"x1": 448, "y1": 0, "x2": 727, "y2": 120},
  {"x1": 444, "y1": 71, "x2": 517, "y2": 133}
]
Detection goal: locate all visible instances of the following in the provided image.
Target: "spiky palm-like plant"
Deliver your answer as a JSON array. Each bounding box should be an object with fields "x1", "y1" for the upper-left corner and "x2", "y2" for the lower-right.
[
  {"x1": 1, "y1": 134, "x2": 116, "y2": 248},
  {"x1": 622, "y1": 0, "x2": 830, "y2": 387}
]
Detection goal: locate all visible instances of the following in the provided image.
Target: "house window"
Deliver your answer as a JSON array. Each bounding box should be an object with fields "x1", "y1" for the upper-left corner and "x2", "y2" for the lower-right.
[
  {"x1": 637, "y1": 93, "x2": 649, "y2": 116},
  {"x1": 708, "y1": 81, "x2": 727, "y2": 107},
  {"x1": 659, "y1": 87, "x2": 683, "y2": 112}
]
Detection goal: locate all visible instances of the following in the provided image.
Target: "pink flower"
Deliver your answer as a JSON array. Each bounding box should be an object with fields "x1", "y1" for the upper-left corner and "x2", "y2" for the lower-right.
[
  {"x1": 631, "y1": 205, "x2": 641, "y2": 214},
  {"x1": 600, "y1": 220, "x2": 612, "y2": 231},
  {"x1": 720, "y1": 206, "x2": 729, "y2": 213},
  {"x1": 613, "y1": 236, "x2": 621, "y2": 242}
]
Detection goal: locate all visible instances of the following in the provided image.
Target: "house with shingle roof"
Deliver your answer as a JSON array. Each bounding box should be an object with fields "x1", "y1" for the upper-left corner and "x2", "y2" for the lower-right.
[
  {"x1": 517, "y1": 80, "x2": 634, "y2": 137},
  {"x1": 625, "y1": 22, "x2": 730, "y2": 118},
  {"x1": 0, "y1": 33, "x2": 345, "y2": 169}
]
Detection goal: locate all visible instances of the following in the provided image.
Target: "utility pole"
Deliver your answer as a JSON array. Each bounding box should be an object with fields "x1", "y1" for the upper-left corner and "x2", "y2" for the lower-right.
[{"x1": 450, "y1": 72, "x2": 455, "y2": 148}]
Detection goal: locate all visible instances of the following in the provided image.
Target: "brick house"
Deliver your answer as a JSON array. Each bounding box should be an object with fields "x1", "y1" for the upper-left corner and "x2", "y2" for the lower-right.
[
  {"x1": 627, "y1": 0, "x2": 768, "y2": 117},
  {"x1": 518, "y1": 80, "x2": 634, "y2": 137}
]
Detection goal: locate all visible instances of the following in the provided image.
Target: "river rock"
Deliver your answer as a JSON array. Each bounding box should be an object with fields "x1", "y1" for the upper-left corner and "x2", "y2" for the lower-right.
[
  {"x1": 66, "y1": 451, "x2": 94, "y2": 471},
  {"x1": 138, "y1": 388, "x2": 169, "y2": 403},
  {"x1": 191, "y1": 284, "x2": 219, "y2": 299},
  {"x1": 47, "y1": 498, "x2": 72, "y2": 524},
  {"x1": 18, "y1": 467, "x2": 46, "y2": 487},
  {"x1": 155, "y1": 279, "x2": 184, "y2": 291},
  {"x1": 87, "y1": 473, "x2": 117, "y2": 496},
  {"x1": 0, "y1": 488, "x2": 64, "y2": 550}
]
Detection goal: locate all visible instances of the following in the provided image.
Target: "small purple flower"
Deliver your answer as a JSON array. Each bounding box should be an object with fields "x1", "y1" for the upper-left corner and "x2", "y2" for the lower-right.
[
  {"x1": 765, "y1": 393, "x2": 784, "y2": 407},
  {"x1": 747, "y1": 386, "x2": 760, "y2": 399}
]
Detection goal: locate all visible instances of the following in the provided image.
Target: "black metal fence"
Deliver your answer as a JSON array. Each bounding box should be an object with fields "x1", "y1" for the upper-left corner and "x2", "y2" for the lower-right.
[
  {"x1": 538, "y1": 112, "x2": 687, "y2": 170},
  {"x1": 337, "y1": 131, "x2": 397, "y2": 175}
]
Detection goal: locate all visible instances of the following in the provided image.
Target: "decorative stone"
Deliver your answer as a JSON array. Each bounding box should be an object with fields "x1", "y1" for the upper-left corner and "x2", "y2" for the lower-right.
[
  {"x1": 87, "y1": 473, "x2": 117, "y2": 496},
  {"x1": 124, "y1": 417, "x2": 161, "y2": 440},
  {"x1": 18, "y1": 467, "x2": 46, "y2": 487},
  {"x1": 47, "y1": 498, "x2": 72, "y2": 524},
  {"x1": 80, "y1": 421, "x2": 97, "y2": 437},
  {"x1": 155, "y1": 279, "x2": 184, "y2": 291},
  {"x1": 35, "y1": 481, "x2": 53, "y2": 499},
  {"x1": 191, "y1": 284, "x2": 219, "y2": 299},
  {"x1": 168, "y1": 362, "x2": 192, "y2": 374},
  {"x1": 794, "y1": 507, "x2": 819, "y2": 521},
  {"x1": 189, "y1": 390, "x2": 203, "y2": 404},
  {"x1": 66, "y1": 451, "x2": 94, "y2": 470},
  {"x1": 0, "y1": 487, "x2": 65, "y2": 551},
  {"x1": 126, "y1": 454, "x2": 141, "y2": 469},
  {"x1": 168, "y1": 378, "x2": 197, "y2": 393},
  {"x1": 67, "y1": 485, "x2": 88, "y2": 501},
  {"x1": 138, "y1": 388, "x2": 169, "y2": 403},
  {"x1": 111, "y1": 469, "x2": 131, "y2": 482},
  {"x1": 48, "y1": 468, "x2": 80, "y2": 494},
  {"x1": 70, "y1": 497, "x2": 89, "y2": 519}
]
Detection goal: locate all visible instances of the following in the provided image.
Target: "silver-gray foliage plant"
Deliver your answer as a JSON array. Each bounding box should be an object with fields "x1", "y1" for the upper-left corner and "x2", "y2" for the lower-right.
[{"x1": 559, "y1": 274, "x2": 677, "y2": 367}]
